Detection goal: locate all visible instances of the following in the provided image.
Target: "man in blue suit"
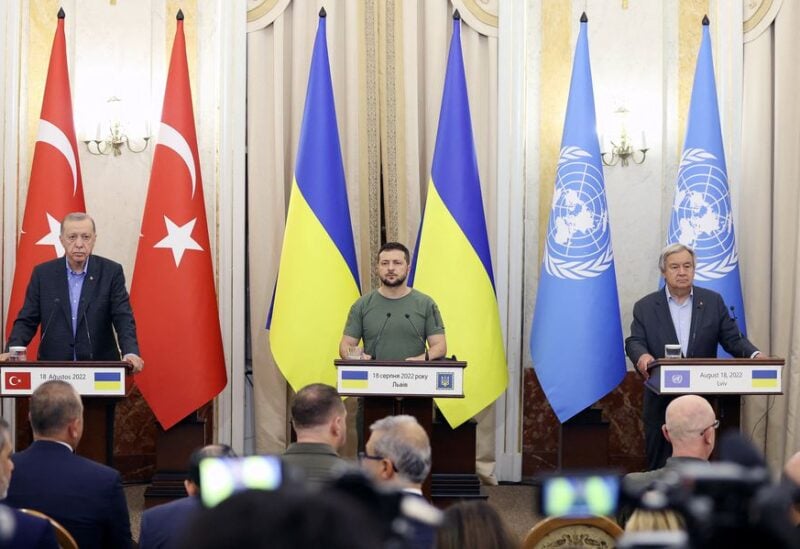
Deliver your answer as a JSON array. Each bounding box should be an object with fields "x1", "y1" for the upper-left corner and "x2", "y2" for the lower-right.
[
  {"x1": 139, "y1": 444, "x2": 236, "y2": 549},
  {"x1": 0, "y1": 418, "x2": 58, "y2": 549},
  {"x1": 4, "y1": 212, "x2": 144, "y2": 372},
  {"x1": 5, "y1": 380, "x2": 133, "y2": 548},
  {"x1": 625, "y1": 244, "x2": 760, "y2": 470}
]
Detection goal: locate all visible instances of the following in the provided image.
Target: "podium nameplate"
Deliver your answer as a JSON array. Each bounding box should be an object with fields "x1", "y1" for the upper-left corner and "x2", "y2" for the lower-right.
[
  {"x1": 646, "y1": 358, "x2": 783, "y2": 395},
  {"x1": 334, "y1": 359, "x2": 465, "y2": 397},
  {"x1": 1, "y1": 364, "x2": 126, "y2": 397}
]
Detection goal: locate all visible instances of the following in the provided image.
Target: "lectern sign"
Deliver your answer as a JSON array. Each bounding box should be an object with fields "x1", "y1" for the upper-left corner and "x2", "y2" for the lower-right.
[
  {"x1": 646, "y1": 358, "x2": 783, "y2": 395},
  {"x1": 0, "y1": 365, "x2": 126, "y2": 396},
  {"x1": 334, "y1": 360, "x2": 465, "y2": 397}
]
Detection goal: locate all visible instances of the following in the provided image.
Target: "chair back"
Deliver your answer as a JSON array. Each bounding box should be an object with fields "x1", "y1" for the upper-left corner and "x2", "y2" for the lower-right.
[
  {"x1": 522, "y1": 515, "x2": 623, "y2": 549},
  {"x1": 19, "y1": 508, "x2": 79, "y2": 549}
]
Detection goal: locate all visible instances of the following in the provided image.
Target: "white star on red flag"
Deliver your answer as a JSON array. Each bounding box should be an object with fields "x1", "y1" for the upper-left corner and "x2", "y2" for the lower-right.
[
  {"x1": 35, "y1": 212, "x2": 65, "y2": 257},
  {"x1": 153, "y1": 216, "x2": 203, "y2": 267}
]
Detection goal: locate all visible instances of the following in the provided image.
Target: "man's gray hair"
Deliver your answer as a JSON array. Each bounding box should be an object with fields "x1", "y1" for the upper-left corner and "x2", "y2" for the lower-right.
[
  {"x1": 369, "y1": 415, "x2": 431, "y2": 484},
  {"x1": 658, "y1": 243, "x2": 695, "y2": 272},
  {"x1": 60, "y1": 212, "x2": 96, "y2": 234},
  {"x1": 29, "y1": 380, "x2": 83, "y2": 436}
]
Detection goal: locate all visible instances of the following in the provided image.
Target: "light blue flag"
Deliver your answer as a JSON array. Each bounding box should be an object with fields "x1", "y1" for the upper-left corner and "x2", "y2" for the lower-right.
[
  {"x1": 667, "y1": 18, "x2": 747, "y2": 355},
  {"x1": 530, "y1": 14, "x2": 626, "y2": 423}
]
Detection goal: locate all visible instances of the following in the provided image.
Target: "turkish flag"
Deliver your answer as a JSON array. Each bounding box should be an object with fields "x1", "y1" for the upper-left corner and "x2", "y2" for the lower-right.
[
  {"x1": 5, "y1": 9, "x2": 86, "y2": 359},
  {"x1": 130, "y1": 11, "x2": 227, "y2": 430},
  {"x1": 4, "y1": 372, "x2": 32, "y2": 391}
]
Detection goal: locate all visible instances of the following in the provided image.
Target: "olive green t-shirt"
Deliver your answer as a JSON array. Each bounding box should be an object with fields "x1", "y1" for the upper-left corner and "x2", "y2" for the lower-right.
[{"x1": 343, "y1": 289, "x2": 445, "y2": 360}]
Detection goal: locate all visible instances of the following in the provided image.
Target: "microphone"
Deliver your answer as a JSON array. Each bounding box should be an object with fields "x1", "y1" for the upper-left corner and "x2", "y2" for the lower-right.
[
  {"x1": 730, "y1": 305, "x2": 746, "y2": 358},
  {"x1": 83, "y1": 309, "x2": 94, "y2": 361},
  {"x1": 37, "y1": 297, "x2": 61, "y2": 360},
  {"x1": 404, "y1": 313, "x2": 428, "y2": 361},
  {"x1": 689, "y1": 300, "x2": 704, "y2": 357},
  {"x1": 371, "y1": 313, "x2": 391, "y2": 360}
]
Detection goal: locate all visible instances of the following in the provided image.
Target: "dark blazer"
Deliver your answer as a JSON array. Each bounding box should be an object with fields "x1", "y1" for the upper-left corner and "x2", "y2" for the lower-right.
[
  {"x1": 7, "y1": 255, "x2": 139, "y2": 360},
  {"x1": 625, "y1": 285, "x2": 758, "y2": 364},
  {"x1": 625, "y1": 285, "x2": 759, "y2": 469},
  {"x1": 5, "y1": 440, "x2": 132, "y2": 549},
  {"x1": 0, "y1": 504, "x2": 59, "y2": 549},
  {"x1": 139, "y1": 495, "x2": 201, "y2": 549}
]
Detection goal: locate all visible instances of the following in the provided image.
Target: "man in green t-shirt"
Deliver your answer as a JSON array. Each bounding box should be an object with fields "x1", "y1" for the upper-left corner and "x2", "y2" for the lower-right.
[{"x1": 339, "y1": 242, "x2": 446, "y2": 361}]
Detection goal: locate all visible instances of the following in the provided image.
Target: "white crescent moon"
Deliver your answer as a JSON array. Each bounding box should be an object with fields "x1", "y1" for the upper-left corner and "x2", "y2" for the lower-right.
[
  {"x1": 8, "y1": 376, "x2": 20, "y2": 387},
  {"x1": 157, "y1": 123, "x2": 197, "y2": 198},
  {"x1": 37, "y1": 119, "x2": 78, "y2": 196}
]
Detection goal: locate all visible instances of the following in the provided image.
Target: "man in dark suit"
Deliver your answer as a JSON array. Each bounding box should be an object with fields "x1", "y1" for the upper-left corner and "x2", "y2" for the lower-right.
[
  {"x1": 5, "y1": 380, "x2": 133, "y2": 548},
  {"x1": 282, "y1": 384, "x2": 351, "y2": 487},
  {"x1": 139, "y1": 444, "x2": 235, "y2": 549},
  {"x1": 4, "y1": 212, "x2": 143, "y2": 372},
  {"x1": 625, "y1": 244, "x2": 760, "y2": 470},
  {"x1": 0, "y1": 418, "x2": 58, "y2": 549},
  {"x1": 361, "y1": 415, "x2": 442, "y2": 549}
]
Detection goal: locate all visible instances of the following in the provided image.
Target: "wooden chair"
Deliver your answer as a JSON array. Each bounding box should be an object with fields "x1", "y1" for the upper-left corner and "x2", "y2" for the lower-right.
[
  {"x1": 19, "y1": 508, "x2": 79, "y2": 549},
  {"x1": 522, "y1": 516, "x2": 623, "y2": 549}
]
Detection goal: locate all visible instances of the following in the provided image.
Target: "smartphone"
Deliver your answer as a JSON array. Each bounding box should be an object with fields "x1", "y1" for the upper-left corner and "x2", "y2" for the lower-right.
[
  {"x1": 539, "y1": 471, "x2": 620, "y2": 518},
  {"x1": 199, "y1": 455, "x2": 283, "y2": 507}
]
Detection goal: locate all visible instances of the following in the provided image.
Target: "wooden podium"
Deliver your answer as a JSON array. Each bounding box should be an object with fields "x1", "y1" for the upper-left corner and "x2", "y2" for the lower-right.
[
  {"x1": 335, "y1": 359, "x2": 483, "y2": 506},
  {"x1": 645, "y1": 357, "x2": 785, "y2": 435},
  {"x1": 0, "y1": 361, "x2": 128, "y2": 466}
]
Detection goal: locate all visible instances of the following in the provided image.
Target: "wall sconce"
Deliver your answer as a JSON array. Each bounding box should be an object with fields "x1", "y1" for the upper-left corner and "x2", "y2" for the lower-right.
[
  {"x1": 600, "y1": 107, "x2": 648, "y2": 167},
  {"x1": 82, "y1": 97, "x2": 150, "y2": 157}
]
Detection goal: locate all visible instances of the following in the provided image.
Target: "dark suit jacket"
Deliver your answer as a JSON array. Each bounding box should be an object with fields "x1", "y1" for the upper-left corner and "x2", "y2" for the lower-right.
[
  {"x1": 139, "y1": 495, "x2": 200, "y2": 549},
  {"x1": 5, "y1": 440, "x2": 132, "y2": 549},
  {"x1": 0, "y1": 504, "x2": 59, "y2": 549},
  {"x1": 625, "y1": 285, "x2": 758, "y2": 364},
  {"x1": 7, "y1": 255, "x2": 139, "y2": 360}
]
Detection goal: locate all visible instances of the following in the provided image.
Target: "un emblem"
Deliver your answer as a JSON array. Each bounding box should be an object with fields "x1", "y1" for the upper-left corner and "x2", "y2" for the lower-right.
[
  {"x1": 544, "y1": 146, "x2": 614, "y2": 280},
  {"x1": 436, "y1": 372, "x2": 454, "y2": 391},
  {"x1": 671, "y1": 374, "x2": 684, "y2": 385},
  {"x1": 669, "y1": 148, "x2": 738, "y2": 281}
]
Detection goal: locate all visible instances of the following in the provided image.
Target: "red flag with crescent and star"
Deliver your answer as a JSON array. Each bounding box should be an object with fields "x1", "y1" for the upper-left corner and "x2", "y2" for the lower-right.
[
  {"x1": 130, "y1": 11, "x2": 227, "y2": 429},
  {"x1": 5, "y1": 9, "x2": 86, "y2": 358}
]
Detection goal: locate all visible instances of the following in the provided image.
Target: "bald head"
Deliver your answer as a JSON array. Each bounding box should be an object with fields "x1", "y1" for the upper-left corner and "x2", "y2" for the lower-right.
[{"x1": 663, "y1": 395, "x2": 716, "y2": 459}]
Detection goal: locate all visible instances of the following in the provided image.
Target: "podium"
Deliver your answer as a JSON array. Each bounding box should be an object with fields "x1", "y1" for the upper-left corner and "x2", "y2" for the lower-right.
[
  {"x1": 0, "y1": 361, "x2": 128, "y2": 466},
  {"x1": 645, "y1": 357, "x2": 785, "y2": 435},
  {"x1": 335, "y1": 359, "x2": 482, "y2": 505}
]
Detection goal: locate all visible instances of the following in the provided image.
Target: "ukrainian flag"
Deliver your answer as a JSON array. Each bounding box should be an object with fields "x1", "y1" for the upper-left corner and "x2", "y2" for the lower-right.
[
  {"x1": 340, "y1": 370, "x2": 369, "y2": 390},
  {"x1": 409, "y1": 12, "x2": 507, "y2": 428},
  {"x1": 751, "y1": 370, "x2": 778, "y2": 389},
  {"x1": 268, "y1": 9, "x2": 360, "y2": 391},
  {"x1": 94, "y1": 371, "x2": 121, "y2": 391}
]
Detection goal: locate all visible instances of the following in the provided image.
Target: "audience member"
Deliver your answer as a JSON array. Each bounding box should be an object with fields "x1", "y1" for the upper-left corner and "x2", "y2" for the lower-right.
[
  {"x1": 5, "y1": 380, "x2": 133, "y2": 548},
  {"x1": 784, "y1": 450, "x2": 800, "y2": 528},
  {"x1": 435, "y1": 500, "x2": 517, "y2": 549},
  {"x1": 139, "y1": 444, "x2": 236, "y2": 549},
  {"x1": 178, "y1": 488, "x2": 383, "y2": 549},
  {"x1": 282, "y1": 383, "x2": 350, "y2": 486},
  {"x1": 625, "y1": 394, "x2": 716, "y2": 489},
  {"x1": 0, "y1": 418, "x2": 58, "y2": 548},
  {"x1": 362, "y1": 415, "x2": 440, "y2": 549}
]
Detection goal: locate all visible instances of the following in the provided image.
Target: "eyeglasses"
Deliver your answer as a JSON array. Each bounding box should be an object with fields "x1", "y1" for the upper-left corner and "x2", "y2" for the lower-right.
[
  {"x1": 358, "y1": 451, "x2": 384, "y2": 462},
  {"x1": 700, "y1": 419, "x2": 720, "y2": 435},
  {"x1": 358, "y1": 451, "x2": 398, "y2": 472}
]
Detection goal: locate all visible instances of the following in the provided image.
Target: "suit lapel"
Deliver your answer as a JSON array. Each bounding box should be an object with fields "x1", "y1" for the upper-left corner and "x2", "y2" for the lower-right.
[
  {"x1": 53, "y1": 259, "x2": 73, "y2": 329},
  {"x1": 687, "y1": 287, "x2": 705, "y2": 358},
  {"x1": 76, "y1": 258, "x2": 98, "y2": 324},
  {"x1": 654, "y1": 290, "x2": 679, "y2": 354}
]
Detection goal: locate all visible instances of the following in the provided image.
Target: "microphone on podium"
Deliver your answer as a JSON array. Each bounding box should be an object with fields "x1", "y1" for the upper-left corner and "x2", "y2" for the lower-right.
[
  {"x1": 404, "y1": 313, "x2": 428, "y2": 361},
  {"x1": 37, "y1": 297, "x2": 60, "y2": 360},
  {"x1": 372, "y1": 313, "x2": 391, "y2": 360}
]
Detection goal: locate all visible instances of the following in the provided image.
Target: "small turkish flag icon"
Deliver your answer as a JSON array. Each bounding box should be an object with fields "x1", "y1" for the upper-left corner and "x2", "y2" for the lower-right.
[{"x1": 5, "y1": 372, "x2": 31, "y2": 390}]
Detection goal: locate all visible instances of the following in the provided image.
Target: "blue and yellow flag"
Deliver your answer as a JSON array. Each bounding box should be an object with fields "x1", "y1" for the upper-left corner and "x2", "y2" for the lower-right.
[
  {"x1": 667, "y1": 17, "x2": 748, "y2": 355},
  {"x1": 530, "y1": 14, "x2": 626, "y2": 423},
  {"x1": 409, "y1": 13, "x2": 508, "y2": 428},
  {"x1": 268, "y1": 10, "x2": 360, "y2": 391}
]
